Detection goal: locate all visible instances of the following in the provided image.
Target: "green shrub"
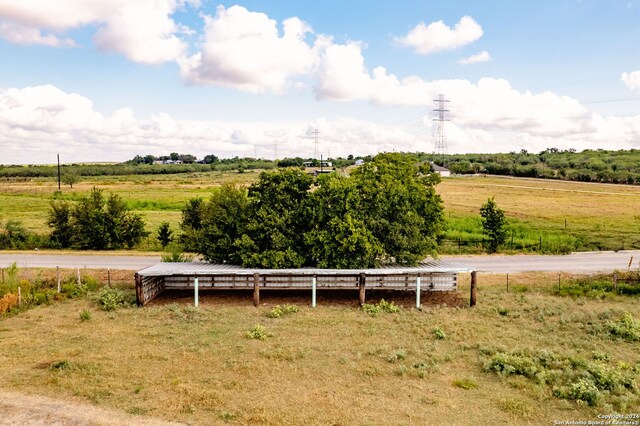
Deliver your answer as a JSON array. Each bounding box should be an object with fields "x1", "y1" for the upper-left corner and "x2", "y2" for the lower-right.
[
  {"x1": 433, "y1": 327, "x2": 447, "y2": 340},
  {"x1": 96, "y1": 288, "x2": 131, "y2": 311},
  {"x1": 362, "y1": 299, "x2": 401, "y2": 317},
  {"x1": 245, "y1": 324, "x2": 272, "y2": 340},
  {"x1": 608, "y1": 313, "x2": 640, "y2": 342},
  {"x1": 484, "y1": 349, "x2": 639, "y2": 407},
  {"x1": 266, "y1": 304, "x2": 300, "y2": 318},
  {"x1": 387, "y1": 349, "x2": 407, "y2": 363}
]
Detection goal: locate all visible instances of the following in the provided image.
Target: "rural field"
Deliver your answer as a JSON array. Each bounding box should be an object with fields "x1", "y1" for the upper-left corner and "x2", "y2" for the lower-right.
[
  {"x1": 2, "y1": 170, "x2": 640, "y2": 253},
  {"x1": 1, "y1": 269, "x2": 639, "y2": 424}
]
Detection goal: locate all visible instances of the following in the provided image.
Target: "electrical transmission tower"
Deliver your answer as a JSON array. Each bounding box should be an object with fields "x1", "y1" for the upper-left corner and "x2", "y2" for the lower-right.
[
  {"x1": 312, "y1": 128, "x2": 320, "y2": 160},
  {"x1": 433, "y1": 94, "x2": 450, "y2": 157}
]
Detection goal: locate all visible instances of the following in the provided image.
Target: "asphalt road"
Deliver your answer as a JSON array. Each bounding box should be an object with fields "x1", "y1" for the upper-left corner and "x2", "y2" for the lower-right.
[{"x1": 1, "y1": 250, "x2": 640, "y2": 273}]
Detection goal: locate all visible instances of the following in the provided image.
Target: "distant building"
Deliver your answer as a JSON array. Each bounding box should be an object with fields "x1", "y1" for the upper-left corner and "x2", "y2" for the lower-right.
[
  {"x1": 355, "y1": 159, "x2": 365, "y2": 166},
  {"x1": 304, "y1": 161, "x2": 333, "y2": 168},
  {"x1": 431, "y1": 163, "x2": 450, "y2": 177}
]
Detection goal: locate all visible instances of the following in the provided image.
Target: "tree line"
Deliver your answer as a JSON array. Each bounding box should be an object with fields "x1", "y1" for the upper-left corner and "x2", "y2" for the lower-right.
[{"x1": 437, "y1": 148, "x2": 640, "y2": 184}]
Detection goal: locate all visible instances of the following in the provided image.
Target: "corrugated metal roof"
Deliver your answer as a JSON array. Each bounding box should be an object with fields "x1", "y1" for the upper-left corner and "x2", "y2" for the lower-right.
[{"x1": 137, "y1": 259, "x2": 473, "y2": 277}]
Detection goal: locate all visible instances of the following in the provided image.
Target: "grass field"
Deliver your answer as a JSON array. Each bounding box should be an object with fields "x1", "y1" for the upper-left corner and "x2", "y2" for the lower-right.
[
  {"x1": 1, "y1": 270, "x2": 639, "y2": 424},
  {"x1": 2, "y1": 171, "x2": 640, "y2": 253}
]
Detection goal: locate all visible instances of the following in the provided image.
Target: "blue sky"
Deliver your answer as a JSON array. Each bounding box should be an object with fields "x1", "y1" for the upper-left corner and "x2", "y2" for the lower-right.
[{"x1": 0, "y1": 0, "x2": 638, "y2": 164}]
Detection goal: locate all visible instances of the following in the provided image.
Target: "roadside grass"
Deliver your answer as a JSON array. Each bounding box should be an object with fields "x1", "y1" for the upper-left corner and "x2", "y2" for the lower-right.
[{"x1": 1, "y1": 270, "x2": 639, "y2": 424}]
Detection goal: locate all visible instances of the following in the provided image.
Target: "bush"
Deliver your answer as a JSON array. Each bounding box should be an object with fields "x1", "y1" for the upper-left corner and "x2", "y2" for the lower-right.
[
  {"x1": 362, "y1": 299, "x2": 401, "y2": 317},
  {"x1": 266, "y1": 304, "x2": 299, "y2": 318},
  {"x1": 245, "y1": 324, "x2": 272, "y2": 340},
  {"x1": 0, "y1": 293, "x2": 19, "y2": 314},
  {"x1": 96, "y1": 288, "x2": 131, "y2": 311},
  {"x1": 608, "y1": 313, "x2": 640, "y2": 342}
]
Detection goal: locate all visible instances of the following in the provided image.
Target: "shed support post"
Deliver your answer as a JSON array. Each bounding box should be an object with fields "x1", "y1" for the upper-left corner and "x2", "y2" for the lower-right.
[
  {"x1": 135, "y1": 273, "x2": 143, "y2": 306},
  {"x1": 358, "y1": 273, "x2": 366, "y2": 306},
  {"x1": 470, "y1": 271, "x2": 477, "y2": 307},
  {"x1": 416, "y1": 276, "x2": 421, "y2": 308},
  {"x1": 194, "y1": 277, "x2": 199, "y2": 307},
  {"x1": 253, "y1": 273, "x2": 260, "y2": 307},
  {"x1": 312, "y1": 275, "x2": 317, "y2": 308}
]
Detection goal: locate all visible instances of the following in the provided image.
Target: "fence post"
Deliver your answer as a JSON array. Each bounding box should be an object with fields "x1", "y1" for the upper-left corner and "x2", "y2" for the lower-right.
[
  {"x1": 56, "y1": 266, "x2": 61, "y2": 293},
  {"x1": 539, "y1": 236, "x2": 542, "y2": 251},
  {"x1": 1, "y1": 267, "x2": 4, "y2": 283},
  {"x1": 511, "y1": 234, "x2": 514, "y2": 251},
  {"x1": 18, "y1": 286, "x2": 21, "y2": 306},
  {"x1": 76, "y1": 268, "x2": 81, "y2": 286},
  {"x1": 107, "y1": 268, "x2": 111, "y2": 287},
  {"x1": 613, "y1": 273, "x2": 618, "y2": 293},
  {"x1": 558, "y1": 273, "x2": 561, "y2": 292},
  {"x1": 470, "y1": 271, "x2": 477, "y2": 307},
  {"x1": 506, "y1": 273, "x2": 509, "y2": 292}
]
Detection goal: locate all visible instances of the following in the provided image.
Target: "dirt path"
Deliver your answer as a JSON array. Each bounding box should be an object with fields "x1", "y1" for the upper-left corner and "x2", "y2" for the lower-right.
[{"x1": 0, "y1": 390, "x2": 185, "y2": 426}]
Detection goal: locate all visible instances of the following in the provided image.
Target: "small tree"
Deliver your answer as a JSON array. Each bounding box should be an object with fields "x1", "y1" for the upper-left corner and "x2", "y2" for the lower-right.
[
  {"x1": 157, "y1": 222, "x2": 173, "y2": 249},
  {"x1": 62, "y1": 172, "x2": 79, "y2": 188},
  {"x1": 480, "y1": 197, "x2": 507, "y2": 253}
]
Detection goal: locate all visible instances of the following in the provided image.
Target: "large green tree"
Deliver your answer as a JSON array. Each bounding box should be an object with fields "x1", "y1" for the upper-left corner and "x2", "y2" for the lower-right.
[
  {"x1": 48, "y1": 188, "x2": 148, "y2": 250},
  {"x1": 350, "y1": 153, "x2": 444, "y2": 264},
  {"x1": 181, "y1": 153, "x2": 445, "y2": 268}
]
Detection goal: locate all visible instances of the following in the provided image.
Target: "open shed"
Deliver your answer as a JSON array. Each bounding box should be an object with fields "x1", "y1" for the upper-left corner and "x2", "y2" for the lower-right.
[{"x1": 135, "y1": 260, "x2": 475, "y2": 307}]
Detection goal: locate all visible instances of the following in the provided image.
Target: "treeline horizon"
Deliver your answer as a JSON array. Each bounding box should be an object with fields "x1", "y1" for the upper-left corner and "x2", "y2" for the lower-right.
[{"x1": 3, "y1": 148, "x2": 640, "y2": 185}]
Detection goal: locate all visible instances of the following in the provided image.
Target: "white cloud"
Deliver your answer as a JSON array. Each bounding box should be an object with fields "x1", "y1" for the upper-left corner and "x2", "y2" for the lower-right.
[
  {"x1": 179, "y1": 5, "x2": 317, "y2": 93},
  {"x1": 1, "y1": 84, "x2": 639, "y2": 166},
  {"x1": 458, "y1": 50, "x2": 491, "y2": 65},
  {"x1": 0, "y1": 21, "x2": 75, "y2": 47},
  {"x1": 0, "y1": 0, "x2": 192, "y2": 64},
  {"x1": 395, "y1": 16, "x2": 483, "y2": 55},
  {"x1": 313, "y1": 40, "x2": 640, "y2": 146},
  {"x1": 622, "y1": 71, "x2": 640, "y2": 91}
]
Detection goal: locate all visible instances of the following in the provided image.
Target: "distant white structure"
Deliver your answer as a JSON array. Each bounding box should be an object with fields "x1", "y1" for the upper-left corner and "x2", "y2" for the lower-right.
[
  {"x1": 303, "y1": 161, "x2": 332, "y2": 168},
  {"x1": 355, "y1": 159, "x2": 365, "y2": 166},
  {"x1": 431, "y1": 163, "x2": 450, "y2": 177}
]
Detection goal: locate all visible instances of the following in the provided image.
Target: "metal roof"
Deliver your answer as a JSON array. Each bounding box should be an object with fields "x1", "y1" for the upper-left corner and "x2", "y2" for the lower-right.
[{"x1": 137, "y1": 259, "x2": 473, "y2": 277}]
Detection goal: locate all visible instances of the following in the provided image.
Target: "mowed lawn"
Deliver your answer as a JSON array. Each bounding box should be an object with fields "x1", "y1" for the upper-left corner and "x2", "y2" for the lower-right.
[
  {"x1": 2, "y1": 171, "x2": 640, "y2": 251},
  {"x1": 1, "y1": 273, "x2": 639, "y2": 424}
]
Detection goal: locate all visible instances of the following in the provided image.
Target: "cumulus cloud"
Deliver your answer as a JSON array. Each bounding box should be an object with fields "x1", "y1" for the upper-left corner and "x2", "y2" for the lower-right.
[
  {"x1": 457, "y1": 50, "x2": 491, "y2": 65},
  {"x1": 395, "y1": 16, "x2": 483, "y2": 55},
  {"x1": 179, "y1": 5, "x2": 317, "y2": 93},
  {"x1": 1, "y1": 84, "x2": 639, "y2": 165},
  {"x1": 622, "y1": 71, "x2": 640, "y2": 91},
  {"x1": 0, "y1": 0, "x2": 192, "y2": 63}
]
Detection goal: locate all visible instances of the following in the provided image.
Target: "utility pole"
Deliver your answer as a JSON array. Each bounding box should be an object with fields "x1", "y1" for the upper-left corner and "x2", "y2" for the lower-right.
[
  {"x1": 57, "y1": 153, "x2": 61, "y2": 190},
  {"x1": 433, "y1": 94, "x2": 450, "y2": 161}
]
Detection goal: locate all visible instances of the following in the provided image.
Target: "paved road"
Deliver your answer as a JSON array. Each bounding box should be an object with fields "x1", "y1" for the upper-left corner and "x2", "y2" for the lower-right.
[
  {"x1": 443, "y1": 250, "x2": 640, "y2": 273},
  {"x1": 1, "y1": 251, "x2": 639, "y2": 273}
]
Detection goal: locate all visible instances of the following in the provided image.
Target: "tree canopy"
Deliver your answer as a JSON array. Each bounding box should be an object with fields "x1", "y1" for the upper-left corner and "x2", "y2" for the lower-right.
[
  {"x1": 47, "y1": 188, "x2": 148, "y2": 250},
  {"x1": 181, "y1": 153, "x2": 445, "y2": 268}
]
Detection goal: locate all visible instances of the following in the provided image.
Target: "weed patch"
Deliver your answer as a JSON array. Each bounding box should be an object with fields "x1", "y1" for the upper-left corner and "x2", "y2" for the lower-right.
[
  {"x1": 245, "y1": 324, "x2": 273, "y2": 340},
  {"x1": 96, "y1": 288, "x2": 133, "y2": 311},
  {"x1": 484, "y1": 349, "x2": 639, "y2": 407},
  {"x1": 607, "y1": 313, "x2": 640, "y2": 342},
  {"x1": 361, "y1": 299, "x2": 401, "y2": 317},
  {"x1": 266, "y1": 304, "x2": 299, "y2": 318}
]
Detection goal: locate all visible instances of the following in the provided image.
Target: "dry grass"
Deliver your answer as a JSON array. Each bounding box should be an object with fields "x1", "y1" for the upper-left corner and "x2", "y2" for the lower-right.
[{"x1": 1, "y1": 270, "x2": 639, "y2": 424}]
